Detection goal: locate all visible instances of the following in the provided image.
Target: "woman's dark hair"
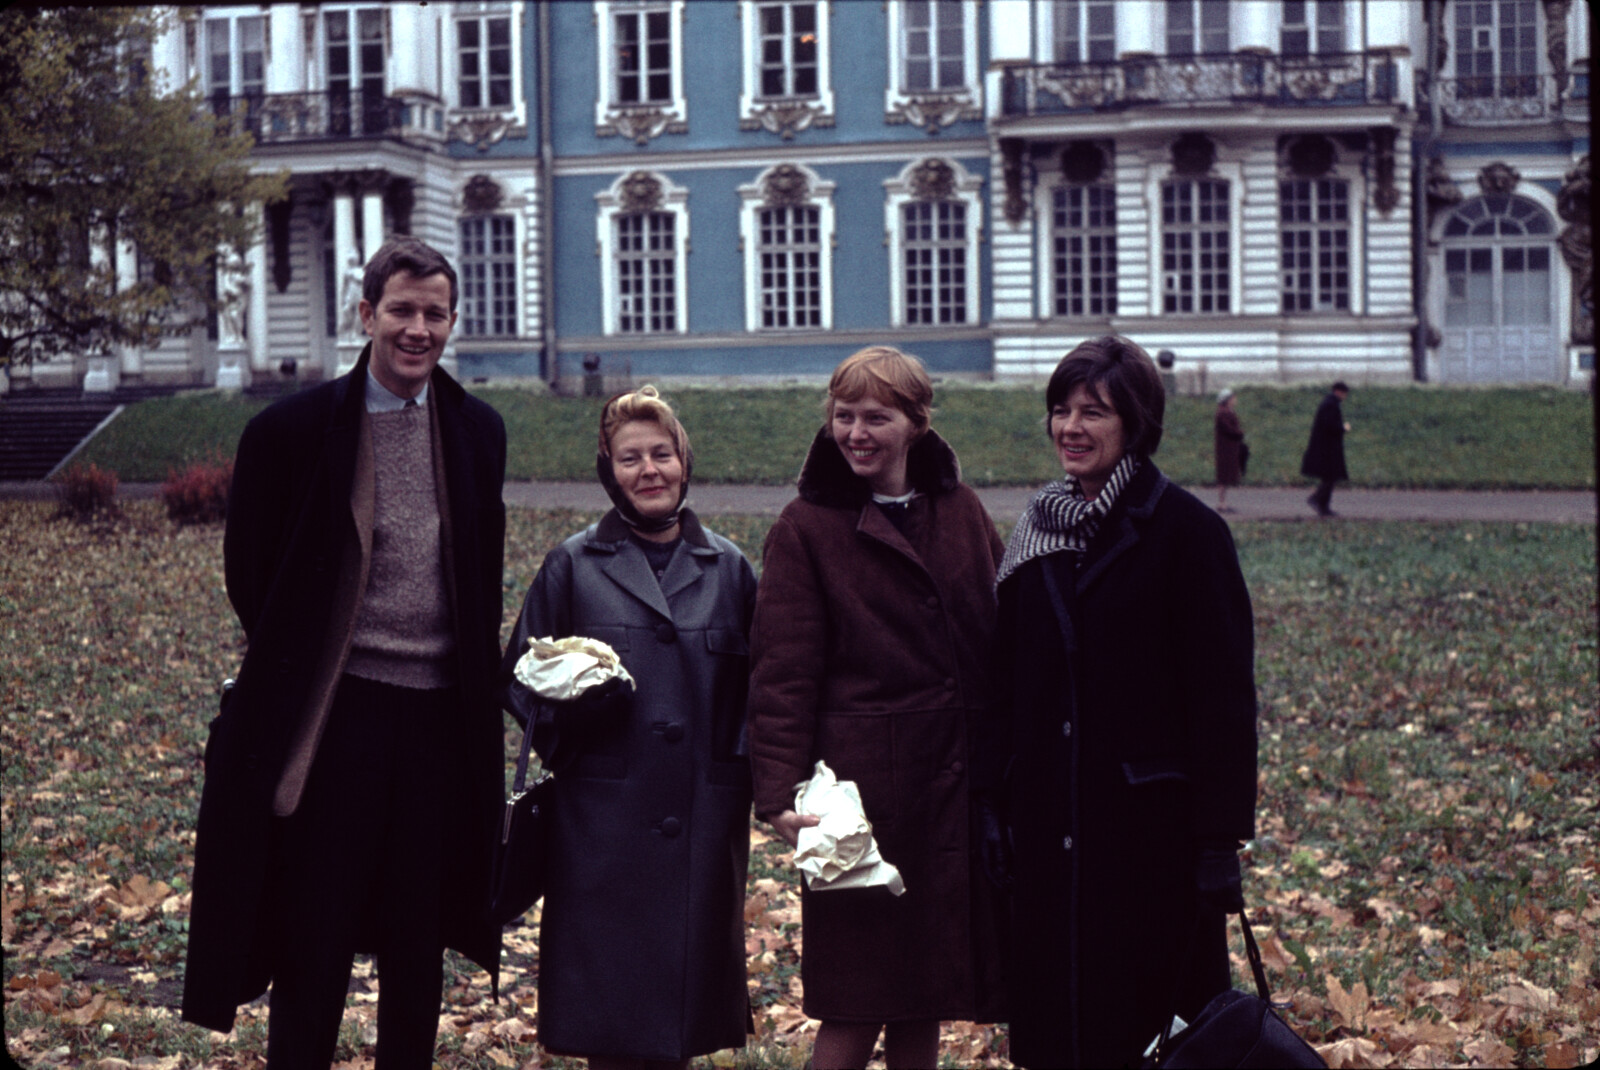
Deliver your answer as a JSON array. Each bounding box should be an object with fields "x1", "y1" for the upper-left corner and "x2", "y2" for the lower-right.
[
  {"x1": 1044, "y1": 336, "x2": 1165, "y2": 457},
  {"x1": 362, "y1": 236, "x2": 459, "y2": 312}
]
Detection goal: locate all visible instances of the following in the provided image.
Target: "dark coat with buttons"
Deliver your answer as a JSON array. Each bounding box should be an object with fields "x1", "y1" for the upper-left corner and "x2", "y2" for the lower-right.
[
  {"x1": 1300, "y1": 392, "x2": 1348, "y2": 482},
  {"x1": 182, "y1": 347, "x2": 507, "y2": 1032},
  {"x1": 980, "y1": 461, "x2": 1257, "y2": 1067},
  {"x1": 747, "y1": 428, "x2": 1007, "y2": 1023},
  {"x1": 500, "y1": 508, "x2": 757, "y2": 1060}
]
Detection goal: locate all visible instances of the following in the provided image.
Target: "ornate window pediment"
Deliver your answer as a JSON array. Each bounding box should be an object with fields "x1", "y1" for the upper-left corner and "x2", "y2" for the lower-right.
[
  {"x1": 739, "y1": 2, "x2": 836, "y2": 138},
  {"x1": 885, "y1": 1, "x2": 982, "y2": 133},
  {"x1": 738, "y1": 164, "x2": 837, "y2": 330},
  {"x1": 448, "y1": 4, "x2": 529, "y2": 151},
  {"x1": 594, "y1": 1, "x2": 688, "y2": 144}
]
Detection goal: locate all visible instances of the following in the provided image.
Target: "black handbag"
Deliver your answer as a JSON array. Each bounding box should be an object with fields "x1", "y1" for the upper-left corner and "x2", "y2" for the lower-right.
[
  {"x1": 1144, "y1": 911, "x2": 1326, "y2": 1069},
  {"x1": 487, "y1": 712, "x2": 554, "y2": 927}
]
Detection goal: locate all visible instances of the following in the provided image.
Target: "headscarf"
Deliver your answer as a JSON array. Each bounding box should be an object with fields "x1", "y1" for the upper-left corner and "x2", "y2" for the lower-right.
[
  {"x1": 995, "y1": 453, "x2": 1139, "y2": 587},
  {"x1": 596, "y1": 386, "x2": 694, "y2": 535}
]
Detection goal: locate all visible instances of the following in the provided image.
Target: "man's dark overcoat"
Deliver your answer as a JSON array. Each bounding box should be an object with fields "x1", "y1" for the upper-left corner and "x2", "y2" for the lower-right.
[
  {"x1": 981, "y1": 461, "x2": 1257, "y2": 1068},
  {"x1": 747, "y1": 429, "x2": 1007, "y2": 1024},
  {"x1": 1299, "y1": 391, "x2": 1348, "y2": 482},
  {"x1": 181, "y1": 347, "x2": 507, "y2": 1032},
  {"x1": 500, "y1": 509, "x2": 757, "y2": 1060},
  {"x1": 1214, "y1": 406, "x2": 1244, "y2": 486}
]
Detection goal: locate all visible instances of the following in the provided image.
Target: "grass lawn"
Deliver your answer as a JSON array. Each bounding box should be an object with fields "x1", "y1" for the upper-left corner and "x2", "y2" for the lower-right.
[
  {"x1": 71, "y1": 383, "x2": 1597, "y2": 490},
  {"x1": 2, "y1": 503, "x2": 1596, "y2": 1068}
]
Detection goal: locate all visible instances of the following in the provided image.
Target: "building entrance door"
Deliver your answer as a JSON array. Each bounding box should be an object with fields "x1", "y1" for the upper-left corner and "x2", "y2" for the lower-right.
[{"x1": 1440, "y1": 194, "x2": 1560, "y2": 382}]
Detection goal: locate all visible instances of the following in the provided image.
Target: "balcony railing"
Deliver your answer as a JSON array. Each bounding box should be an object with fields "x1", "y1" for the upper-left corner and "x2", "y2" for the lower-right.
[
  {"x1": 1416, "y1": 72, "x2": 1586, "y2": 126},
  {"x1": 210, "y1": 90, "x2": 409, "y2": 143},
  {"x1": 1000, "y1": 51, "x2": 1400, "y2": 118}
]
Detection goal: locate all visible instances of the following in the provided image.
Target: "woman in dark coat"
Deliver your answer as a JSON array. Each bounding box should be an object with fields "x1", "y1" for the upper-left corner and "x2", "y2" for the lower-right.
[
  {"x1": 1213, "y1": 388, "x2": 1244, "y2": 513},
  {"x1": 748, "y1": 346, "x2": 1006, "y2": 1070},
  {"x1": 500, "y1": 385, "x2": 757, "y2": 1070},
  {"x1": 980, "y1": 336, "x2": 1258, "y2": 1068}
]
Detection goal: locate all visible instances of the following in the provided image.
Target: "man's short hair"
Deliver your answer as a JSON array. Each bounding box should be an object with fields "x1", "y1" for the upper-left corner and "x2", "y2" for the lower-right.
[
  {"x1": 1331, "y1": 381, "x2": 1351, "y2": 395},
  {"x1": 363, "y1": 236, "x2": 459, "y2": 313},
  {"x1": 1044, "y1": 335, "x2": 1166, "y2": 457}
]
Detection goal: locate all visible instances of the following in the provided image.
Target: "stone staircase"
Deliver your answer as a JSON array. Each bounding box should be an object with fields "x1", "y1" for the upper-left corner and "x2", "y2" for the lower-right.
[{"x1": 0, "y1": 385, "x2": 183, "y2": 481}]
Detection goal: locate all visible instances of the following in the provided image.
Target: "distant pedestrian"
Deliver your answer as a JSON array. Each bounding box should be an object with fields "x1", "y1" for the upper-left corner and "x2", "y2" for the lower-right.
[
  {"x1": 1213, "y1": 388, "x2": 1244, "y2": 513},
  {"x1": 1300, "y1": 381, "x2": 1351, "y2": 517}
]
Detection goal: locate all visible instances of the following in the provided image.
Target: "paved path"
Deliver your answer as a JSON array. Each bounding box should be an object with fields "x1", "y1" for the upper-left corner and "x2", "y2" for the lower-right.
[{"x1": 8, "y1": 480, "x2": 1588, "y2": 524}]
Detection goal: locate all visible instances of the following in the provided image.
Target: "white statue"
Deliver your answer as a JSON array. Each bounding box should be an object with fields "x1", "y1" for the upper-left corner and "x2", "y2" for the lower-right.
[{"x1": 337, "y1": 251, "x2": 365, "y2": 340}]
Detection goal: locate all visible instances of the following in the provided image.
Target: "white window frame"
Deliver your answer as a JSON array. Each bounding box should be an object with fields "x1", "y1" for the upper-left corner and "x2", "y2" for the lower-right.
[
  {"x1": 884, "y1": 157, "x2": 984, "y2": 328},
  {"x1": 1145, "y1": 160, "x2": 1243, "y2": 316},
  {"x1": 1450, "y1": 0, "x2": 1544, "y2": 96},
  {"x1": 1279, "y1": 178, "x2": 1353, "y2": 315},
  {"x1": 738, "y1": 164, "x2": 837, "y2": 331},
  {"x1": 1164, "y1": 0, "x2": 1230, "y2": 56},
  {"x1": 1280, "y1": 0, "x2": 1348, "y2": 57},
  {"x1": 738, "y1": 1, "x2": 836, "y2": 133},
  {"x1": 447, "y1": 3, "x2": 528, "y2": 132},
  {"x1": 596, "y1": 171, "x2": 690, "y2": 336},
  {"x1": 201, "y1": 13, "x2": 265, "y2": 103},
  {"x1": 458, "y1": 214, "x2": 522, "y2": 338},
  {"x1": 1043, "y1": 180, "x2": 1119, "y2": 319},
  {"x1": 1042, "y1": 0, "x2": 1118, "y2": 65},
  {"x1": 594, "y1": 1, "x2": 688, "y2": 140},
  {"x1": 885, "y1": 0, "x2": 981, "y2": 128}
]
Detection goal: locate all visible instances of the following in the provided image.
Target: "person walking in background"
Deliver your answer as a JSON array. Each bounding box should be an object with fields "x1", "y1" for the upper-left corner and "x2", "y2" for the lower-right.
[
  {"x1": 748, "y1": 346, "x2": 1007, "y2": 1069},
  {"x1": 979, "y1": 337, "x2": 1257, "y2": 1067},
  {"x1": 499, "y1": 385, "x2": 758, "y2": 1070},
  {"x1": 1301, "y1": 381, "x2": 1351, "y2": 517},
  {"x1": 183, "y1": 237, "x2": 508, "y2": 1068},
  {"x1": 1213, "y1": 388, "x2": 1245, "y2": 513}
]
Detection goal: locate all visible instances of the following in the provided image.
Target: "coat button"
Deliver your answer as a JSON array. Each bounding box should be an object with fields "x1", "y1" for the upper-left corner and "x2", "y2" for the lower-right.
[
  {"x1": 1063, "y1": 835, "x2": 1074, "y2": 851},
  {"x1": 659, "y1": 817, "x2": 682, "y2": 838},
  {"x1": 1062, "y1": 721, "x2": 1073, "y2": 737},
  {"x1": 662, "y1": 722, "x2": 684, "y2": 743},
  {"x1": 655, "y1": 622, "x2": 677, "y2": 643}
]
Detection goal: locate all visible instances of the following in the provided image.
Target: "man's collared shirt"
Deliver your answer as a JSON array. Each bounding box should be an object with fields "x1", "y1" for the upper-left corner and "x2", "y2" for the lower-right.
[{"x1": 365, "y1": 368, "x2": 429, "y2": 413}]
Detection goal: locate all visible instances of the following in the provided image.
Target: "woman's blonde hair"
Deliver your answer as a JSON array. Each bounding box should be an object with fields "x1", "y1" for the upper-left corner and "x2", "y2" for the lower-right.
[
  {"x1": 598, "y1": 384, "x2": 690, "y2": 461},
  {"x1": 825, "y1": 346, "x2": 934, "y2": 433}
]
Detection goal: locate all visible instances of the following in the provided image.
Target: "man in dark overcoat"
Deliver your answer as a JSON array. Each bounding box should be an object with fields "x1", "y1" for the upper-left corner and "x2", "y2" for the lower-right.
[
  {"x1": 1300, "y1": 381, "x2": 1350, "y2": 517},
  {"x1": 181, "y1": 237, "x2": 507, "y2": 1067}
]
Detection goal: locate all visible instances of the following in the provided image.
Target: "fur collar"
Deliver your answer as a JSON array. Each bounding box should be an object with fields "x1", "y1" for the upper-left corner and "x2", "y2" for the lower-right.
[{"x1": 796, "y1": 426, "x2": 963, "y2": 509}]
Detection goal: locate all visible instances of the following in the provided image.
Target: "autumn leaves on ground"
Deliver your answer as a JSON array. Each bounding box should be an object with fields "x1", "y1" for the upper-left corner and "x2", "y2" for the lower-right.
[{"x1": 3, "y1": 502, "x2": 1597, "y2": 1069}]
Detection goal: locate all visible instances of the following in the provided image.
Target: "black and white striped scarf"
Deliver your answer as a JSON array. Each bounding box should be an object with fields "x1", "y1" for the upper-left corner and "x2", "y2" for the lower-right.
[{"x1": 996, "y1": 454, "x2": 1139, "y2": 587}]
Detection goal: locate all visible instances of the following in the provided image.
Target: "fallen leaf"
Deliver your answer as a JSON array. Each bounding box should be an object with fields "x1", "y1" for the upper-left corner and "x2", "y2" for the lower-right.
[{"x1": 1325, "y1": 974, "x2": 1370, "y2": 1033}]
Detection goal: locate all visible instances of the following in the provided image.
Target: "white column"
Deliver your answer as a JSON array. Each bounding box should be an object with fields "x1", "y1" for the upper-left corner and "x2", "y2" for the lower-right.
[
  {"x1": 1119, "y1": 0, "x2": 1158, "y2": 57},
  {"x1": 361, "y1": 188, "x2": 386, "y2": 262},
  {"x1": 268, "y1": 5, "x2": 304, "y2": 93},
  {"x1": 1236, "y1": 0, "x2": 1275, "y2": 53},
  {"x1": 151, "y1": 15, "x2": 187, "y2": 94},
  {"x1": 390, "y1": 4, "x2": 424, "y2": 96},
  {"x1": 247, "y1": 207, "x2": 270, "y2": 374},
  {"x1": 990, "y1": 0, "x2": 1033, "y2": 62},
  {"x1": 116, "y1": 238, "x2": 141, "y2": 380},
  {"x1": 334, "y1": 189, "x2": 364, "y2": 374},
  {"x1": 1365, "y1": 0, "x2": 1410, "y2": 51}
]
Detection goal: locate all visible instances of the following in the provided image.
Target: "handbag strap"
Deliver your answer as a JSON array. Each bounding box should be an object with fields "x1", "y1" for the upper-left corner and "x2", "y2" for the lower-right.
[
  {"x1": 1154, "y1": 908, "x2": 1273, "y2": 1060},
  {"x1": 510, "y1": 704, "x2": 538, "y2": 796}
]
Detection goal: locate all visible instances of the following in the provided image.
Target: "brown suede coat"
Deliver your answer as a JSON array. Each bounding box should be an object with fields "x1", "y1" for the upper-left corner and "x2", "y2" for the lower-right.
[{"x1": 747, "y1": 428, "x2": 1006, "y2": 1024}]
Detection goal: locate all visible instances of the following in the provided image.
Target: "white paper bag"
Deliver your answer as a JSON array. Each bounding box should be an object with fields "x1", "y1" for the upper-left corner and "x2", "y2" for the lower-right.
[
  {"x1": 792, "y1": 760, "x2": 905, "y2": 895},
  {"x1": 513, "y1": 635, "x2": 635, "y2": 702}
]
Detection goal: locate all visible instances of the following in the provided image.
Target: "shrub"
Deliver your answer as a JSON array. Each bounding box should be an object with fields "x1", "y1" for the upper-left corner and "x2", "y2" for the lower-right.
[
  {"x1": 53, "y1": 463, "x2": 120, "y2": 523},
  {"x1": 162, "y1": 456, "x2": 233, "y2": 525}
]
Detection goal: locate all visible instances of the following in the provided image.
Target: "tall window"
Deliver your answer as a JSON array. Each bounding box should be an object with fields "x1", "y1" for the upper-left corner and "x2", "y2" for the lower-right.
[
  {"x1": 758, "y1": 3, "x2": 819, "y2": 98},
  {"x1": 459, "y1": 15, "x2": 512, "y2": 108},
  {"x1": 903, "y1": 201, "x2": 968, "y2": 324},
  {"x1": 1054, "y1": 0, "x2": 1116, "y2": 63},
  {"x1": 1281, "y1": 0, "x2": 1344, "y2": 56},
  {"x1": 459, "y1": 217, "x2": 518, "y2": 337},
  {"x1": 902, "y1": 0, "x2": 965, "y2": 91},
  {"x1": 616, "y1": 213, "x2": 678, "y2": 333},
  {"x1": 758, "y1": 206, "x2": 823, "y2": 328},
  {"x1": 1280, "y1": 180, "x2": 1350, "y2": 312},
  {"x1": 1162, "y1": 179, "x2": 1230, "y2": 313},
  {"x1": 616, "y1": 7, "x2": 673, "y2": 104},
  {"x1": 1053, "y1": 185, "x2": 1117, "y2": 316},
  {"x1": 326, "y1": 8, "x2": 387, "y2": 135},
  {"x1": 204, "y1": 15, "x2": 264, "y2": 120},
  {"x1": 1166, "y1": 0, "x2": 1229, "y2": 56},
  {"x1": 1456, "y1": 0, "x2": 1538, "y2": 99}
]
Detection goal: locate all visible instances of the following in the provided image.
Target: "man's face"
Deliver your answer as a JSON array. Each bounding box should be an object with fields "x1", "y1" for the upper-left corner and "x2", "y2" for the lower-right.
[{"x1": 359, "y1": 270, "x2": 456, "y2": 399}]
